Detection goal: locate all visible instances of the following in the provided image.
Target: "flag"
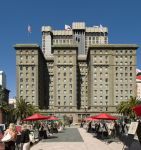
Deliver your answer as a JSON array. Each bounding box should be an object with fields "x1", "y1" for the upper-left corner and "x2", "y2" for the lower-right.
[
  {"x1": 65, "y1": 24, "x2": 71, "y2": 31},
  {"x1": 28, "y1": 25, "x2": 32, "y2": 33},
  {"x1": 99, "y1": 24, "x2": 104, "y2": 32},
  {"x1": 136, "y1": 69, "x2": 141, "y2": 74}
]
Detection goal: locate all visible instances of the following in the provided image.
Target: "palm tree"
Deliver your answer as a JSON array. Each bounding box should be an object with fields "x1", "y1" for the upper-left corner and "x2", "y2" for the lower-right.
[
  {"x1": 117, "y1": 96, "x2": 141, "y2": 119},
  {"x1": 13, "y1": 98, "x2": 39, "y2": 121}
]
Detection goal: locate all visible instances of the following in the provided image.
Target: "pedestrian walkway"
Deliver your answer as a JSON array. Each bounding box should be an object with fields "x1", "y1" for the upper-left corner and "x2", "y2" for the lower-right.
[
  {"x1": 31, "y1": 127, "x2": 124, "y2": 150},
  {"x1": 43, "y1": 128, "x2": 83, "y2": 142}
]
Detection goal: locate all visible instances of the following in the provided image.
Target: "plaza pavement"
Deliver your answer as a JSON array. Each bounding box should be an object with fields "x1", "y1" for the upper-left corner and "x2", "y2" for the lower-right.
[{"x1": 30, "y1": 126, "x2": 125, "y2": 150}]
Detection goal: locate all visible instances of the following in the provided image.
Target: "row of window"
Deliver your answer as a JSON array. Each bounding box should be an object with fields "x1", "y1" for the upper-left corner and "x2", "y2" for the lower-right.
[
  {"x1": 94, "y1": 90, "x2": 108, "y2": 94},
  {"x1": 115, "y1": 61, "x2": 133, "y2": 65},
  {"x1": 57, "y1": 72, "x2": 73, "y2": 77},
  {"x1": 20, "y1": 78, "x2": 35, "y2": 82},
  {"x1": 57, "y1": 66, "x2": 73, "y2": 71},
  {"x1": 94, "y1": 96, "x2": 108, "y2": 100},
  {"x1": 20, "y1": 72, "x2": 35, "y2": 77},
  {"x1": 115, "y1": 67, "x2": 133, "y2": 71},
  {"x1": 57, "y1": 90, "x2": 72, "y2": 94},
  {"x1": 20, "y1": 90, "x2": 35, "y2": 94},
  {"x1": 20, "y1": 96, "x2": 35, "y2": 101},
  {"x1": 57, "y1": 101, "x2": 73, "y2": 105},
  {"x1": 115, "y1": 73, "x2": 132, "y2": 77},
  {"x1": 58, "y1": 96, "x2": 72, "y2": 100},
  {"x1": 20, "y1": 66, "x2": 35, "y2": 71},
  {"x1": 20, "y1": 84, "x2": 35, "y2": 89},
  {"x1": 93, "y1": 84, "x2": 109, "y2": 87},
  {"x1": 57, "y1": 84, "x2": 72, "y2": 88},
  {"x1": 58, "y1": 78, "x2": 72, "y2": 83},
  {"x1": 19, "y1": 50, "x2": 35, "y2": 54},
  {"x1": 115, "y1": 78, "x2": 133, "y2": 82},
  {"x1": 53, "y1": 39, "x2": 73, "y2": 44}
]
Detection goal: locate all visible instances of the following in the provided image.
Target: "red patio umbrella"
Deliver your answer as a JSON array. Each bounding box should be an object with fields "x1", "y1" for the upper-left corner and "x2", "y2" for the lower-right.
[
  {"x1": 92, "y1": 113, "x2": 118, "y2": 120},
  {"x1": 133, "y1": 105, "x2": 141, "y2": 116},
  {"x1": 84, "y1": 116, "x2": 98, "y2": 121},
  {"x1": 46, "y1": 116, "x2": 59, "y2": 121},
  {"x1": 23, "y1": 113, "x2": 49, "y2": 121}
]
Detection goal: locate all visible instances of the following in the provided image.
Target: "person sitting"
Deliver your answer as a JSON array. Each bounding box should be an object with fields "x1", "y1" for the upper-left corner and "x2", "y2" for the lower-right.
[{"x1": 4, "y1": 123, "x2": 17, "y2": 150}]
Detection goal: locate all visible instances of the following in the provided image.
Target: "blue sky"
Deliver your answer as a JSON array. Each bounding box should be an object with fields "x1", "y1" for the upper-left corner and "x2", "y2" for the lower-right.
[{"x1": 0, "y1": 0, "x2": 141, "y2": 98}]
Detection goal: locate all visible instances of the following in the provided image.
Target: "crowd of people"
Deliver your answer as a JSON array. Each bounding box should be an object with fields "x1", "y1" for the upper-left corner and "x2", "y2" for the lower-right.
[
  {"x1": 1, "y1": 121, "x2": 65, "y2": 150},
  {"x1": 2, "y1": 123, "x2": 31, "y2": 150},
  {"x1": 81, "y1": 120, "x2": 129, "y2": 139}
]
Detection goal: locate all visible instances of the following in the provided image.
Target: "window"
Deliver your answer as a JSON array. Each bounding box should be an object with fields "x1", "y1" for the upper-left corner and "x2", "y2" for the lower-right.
[
  {"x1": 20, "y1": 84, "x2": 23, "y2": 88},
  {"x1": 20, "y1": 90, "x2": 23, "y2": 94},
  {"x1": 64, "y1": 96, "x2": 66, "y2": 100},
  {"x1": 20, "y1": 56, "x2": 23, "y2": 60},
  {"x1": 20, "y1": 66, "x2": 23, "y2": 70},
  {"x1": 20, "y1": 73, "x2": 23, "y2": 77},
  {"x1": 64, "y1": 90, "x2": 66, "y2": 94}
]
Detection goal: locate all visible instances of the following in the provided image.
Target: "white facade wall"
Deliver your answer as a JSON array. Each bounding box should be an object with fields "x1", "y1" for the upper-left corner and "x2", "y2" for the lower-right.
[
  {"x1": 136, "y1": 77, "x2": 141, "y2": 99},
  {"x1": 0, "y1": 71, "x2": 6, "y2": 88}
]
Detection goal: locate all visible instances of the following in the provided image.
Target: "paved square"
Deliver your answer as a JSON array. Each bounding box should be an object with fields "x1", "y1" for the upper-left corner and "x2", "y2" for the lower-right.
[{"x1": 43, "y1": 128, "x2": 84, "y2": 142}]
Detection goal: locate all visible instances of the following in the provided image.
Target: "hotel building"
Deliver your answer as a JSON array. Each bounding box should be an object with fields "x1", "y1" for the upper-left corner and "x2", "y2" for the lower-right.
[{"x1": 15, "y1": 22, "x2": 138, "y2": 122}]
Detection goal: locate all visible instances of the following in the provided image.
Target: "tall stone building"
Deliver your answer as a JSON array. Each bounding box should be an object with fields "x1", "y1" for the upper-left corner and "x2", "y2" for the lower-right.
[
  {"x1": 15, "y1": 45, "x2": 48, "y2": 108},
  {"x1": 15, "y1": 22, "x2": 138, "y2": 123}
]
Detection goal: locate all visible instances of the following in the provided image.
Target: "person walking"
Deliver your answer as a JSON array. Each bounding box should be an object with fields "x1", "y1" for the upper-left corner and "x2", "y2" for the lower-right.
[
  {"x1": 20, "y1": 124, "x2": 30, "y2": 150},
  {"x1": 4, "y1": 123, "x2": 17, "y2": 150}
]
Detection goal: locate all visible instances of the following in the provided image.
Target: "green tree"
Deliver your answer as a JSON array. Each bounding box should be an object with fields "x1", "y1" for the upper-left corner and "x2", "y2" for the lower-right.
[
  {"x1": 0, "y1": 101, "x2": 10, "y2": 113},
  {"x1": 117, "y1": 96, "x2": 141, "y2": 119},
  {"x1": 13, "y1": 98, "x2": 39, "y2": 121}
]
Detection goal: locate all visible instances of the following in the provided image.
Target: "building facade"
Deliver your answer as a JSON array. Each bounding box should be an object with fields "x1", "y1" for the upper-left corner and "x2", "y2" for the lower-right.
[
  {"x1": 15, "y1": 44, "x2": 48, "y2": 108},
  {"x1": 0, "y1": 71, "x2": 6, "y2": 89},
  {"x1": 136, "y1": 76, "x2": 141, "y2": 99},
  {"x1": 15, "y1": 22, "x2": 138, "y2": 123}
]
